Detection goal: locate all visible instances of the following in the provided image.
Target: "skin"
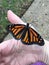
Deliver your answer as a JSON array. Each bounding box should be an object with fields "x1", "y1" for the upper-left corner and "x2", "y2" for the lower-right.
[{"x1": 0, "y1": 10, "x2": 49, "y2": 65}]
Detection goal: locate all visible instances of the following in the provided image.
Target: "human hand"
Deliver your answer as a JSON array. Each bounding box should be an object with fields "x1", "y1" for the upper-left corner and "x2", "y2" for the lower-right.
[{"x1": 0, "y1": 10, "x2": 49, "y2": 65}]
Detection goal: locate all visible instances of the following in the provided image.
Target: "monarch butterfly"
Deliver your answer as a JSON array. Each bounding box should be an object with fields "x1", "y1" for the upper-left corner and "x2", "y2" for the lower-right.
[{"x1": 7, "y1": 23, "x2": 44, "y2": 46}]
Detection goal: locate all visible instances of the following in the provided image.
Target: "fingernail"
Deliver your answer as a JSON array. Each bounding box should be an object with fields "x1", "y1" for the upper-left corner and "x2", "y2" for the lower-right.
[{"x1": 31, "y1": 61, "x2": 46, "y2": 65}]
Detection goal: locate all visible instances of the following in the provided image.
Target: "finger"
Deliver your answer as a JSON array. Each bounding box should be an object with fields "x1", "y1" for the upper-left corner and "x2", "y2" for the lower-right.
[
  {"x1": 0, "y1": 39, "x2": 15, "y2": 55},
  {"x1": 7, "y1": 10, "x2": 25, "y2": 24},
  {"x1": 7, "y1": 10, "x2": 35, "y2": 29},
  {"x1": 0, "y1": 39, "x2": 23, "y2": 55}
]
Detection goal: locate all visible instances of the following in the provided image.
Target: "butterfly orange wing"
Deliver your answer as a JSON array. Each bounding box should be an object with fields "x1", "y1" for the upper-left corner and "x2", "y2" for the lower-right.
[
  {"x1": 7, "y1": 24, "x2": 25, "y2": 40},
  {"x1": 29, "y1": 27, "x2": 44, "y2": 46},
  {"x1": 21, "y1": 30, "x2": 30, "y2": 44},
  {"x1": 21, "y1": 27, "x2": 44, "y2": 46}
]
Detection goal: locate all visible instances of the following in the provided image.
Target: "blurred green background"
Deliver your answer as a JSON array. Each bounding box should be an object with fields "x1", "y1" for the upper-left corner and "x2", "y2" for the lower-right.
[{"x1": 0, "y1": 0, "x2": 34, "y2": 42}]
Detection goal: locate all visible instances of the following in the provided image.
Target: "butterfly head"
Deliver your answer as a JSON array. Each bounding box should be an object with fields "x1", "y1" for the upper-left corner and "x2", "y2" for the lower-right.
[{"x1": 27, "y1": 23, "x2": 29, "y2": 28}]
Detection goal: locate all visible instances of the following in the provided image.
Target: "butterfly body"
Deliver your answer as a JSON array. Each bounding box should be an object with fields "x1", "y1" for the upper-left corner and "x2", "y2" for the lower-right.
[{"x1": 7, "y1": 23, "x2": 44, "y2": 46}]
